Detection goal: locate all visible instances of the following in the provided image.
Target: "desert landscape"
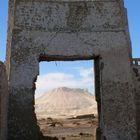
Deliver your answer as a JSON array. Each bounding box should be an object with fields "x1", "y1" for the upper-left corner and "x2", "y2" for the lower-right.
[{"x1": 35, "y1": 87, "x2": 98, "y2": 140}]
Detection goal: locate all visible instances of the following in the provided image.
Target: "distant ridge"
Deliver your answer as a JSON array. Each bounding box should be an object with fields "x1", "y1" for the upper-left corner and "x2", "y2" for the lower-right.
[{"x1": 35, "y1": 87, "x2": 97, "y2": 118}]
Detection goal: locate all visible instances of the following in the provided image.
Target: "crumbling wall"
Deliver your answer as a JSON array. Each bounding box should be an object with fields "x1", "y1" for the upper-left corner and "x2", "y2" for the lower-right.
[
  {"x1": 0, "y1": 62, "x2": 8, "y2": 140},
  {"x1": 6, "y1": 0, "x2": 137, "y2": 140},
  {"x1": 132, "y1": 59, "x2": 140, "y2": 139}
]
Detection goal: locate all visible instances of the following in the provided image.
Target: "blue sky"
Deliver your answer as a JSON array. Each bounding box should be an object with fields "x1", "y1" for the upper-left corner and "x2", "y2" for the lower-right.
[{"x1": 0, "y1": 0, "x2": 140, "y2": 96}]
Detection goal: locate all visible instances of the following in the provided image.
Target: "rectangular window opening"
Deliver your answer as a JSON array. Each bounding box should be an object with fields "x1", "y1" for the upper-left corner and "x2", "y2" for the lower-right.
[{"x1": 35, "y1": 60, "x2": 98, "y2": 140}]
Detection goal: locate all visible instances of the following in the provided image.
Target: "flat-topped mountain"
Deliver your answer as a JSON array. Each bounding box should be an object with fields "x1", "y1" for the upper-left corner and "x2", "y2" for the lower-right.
[{"x1": 35, "y1": 87, "x2": 97, "y2": 118}]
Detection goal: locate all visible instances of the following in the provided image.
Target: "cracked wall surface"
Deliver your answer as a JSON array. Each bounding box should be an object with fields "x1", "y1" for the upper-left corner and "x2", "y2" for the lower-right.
[
  {"x1": 5, "y1": 0, "x2": 138, "y2": 140},
  {"x1": 0, "y1": 62, "x2": 8, "y2": 140}
]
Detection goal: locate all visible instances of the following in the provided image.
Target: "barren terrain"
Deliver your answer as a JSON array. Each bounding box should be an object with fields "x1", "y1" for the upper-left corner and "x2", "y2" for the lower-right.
[
  {"x1": 35, "y1": 87, "x2": 98, "y2": 140},
  {"x1": 38, "y1": 115, "x2": 98, "y2": 140}
]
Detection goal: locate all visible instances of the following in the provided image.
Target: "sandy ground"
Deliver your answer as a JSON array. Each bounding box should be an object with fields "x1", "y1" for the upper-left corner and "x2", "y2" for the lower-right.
[{"x1": 37, "y1": 115, "x2": 98, "y2": 140}]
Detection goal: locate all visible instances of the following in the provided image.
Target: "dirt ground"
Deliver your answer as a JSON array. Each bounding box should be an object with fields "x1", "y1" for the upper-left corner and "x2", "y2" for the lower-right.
[{"x1": 37, "y1": 115, "x2": 98, "y2": 140}]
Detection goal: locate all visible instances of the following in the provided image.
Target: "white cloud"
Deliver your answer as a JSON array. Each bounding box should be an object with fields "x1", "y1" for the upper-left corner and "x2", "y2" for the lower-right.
[
  {"x1": 79, "y1": 67, "x2": 93, "y2": 78},
  {"x1": 36, "y1": 73, "x2": 78, "y2": 94},
  {"x1": 35, "y1": 68, "x2": 95, "y2": 97}
]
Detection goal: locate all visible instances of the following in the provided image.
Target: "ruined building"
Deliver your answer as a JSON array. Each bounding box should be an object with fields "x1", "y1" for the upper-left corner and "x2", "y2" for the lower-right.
[{"x1": 0, "y1": 0, "x2": 140, "y2": 140}]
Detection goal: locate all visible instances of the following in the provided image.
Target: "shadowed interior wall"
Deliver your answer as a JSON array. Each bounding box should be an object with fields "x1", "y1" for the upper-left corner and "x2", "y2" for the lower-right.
[
  {"x1": 132, "y1": 61, "x2": 140, "y2": 139},
  {"x1": 0, "y1": 62, "x2": 8, "y2": 140}
]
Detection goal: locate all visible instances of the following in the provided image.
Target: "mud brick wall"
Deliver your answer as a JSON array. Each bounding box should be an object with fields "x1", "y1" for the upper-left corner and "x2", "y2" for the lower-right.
[
  {"x1": 0, "y1": 62, "x2": 8, "y2": 140},
  {"x1": 6, "y1": 0, "x2": 137, "y2": 140},
  {"x1": 133, "y1": 65, "x2": 140, "y2": 139}
]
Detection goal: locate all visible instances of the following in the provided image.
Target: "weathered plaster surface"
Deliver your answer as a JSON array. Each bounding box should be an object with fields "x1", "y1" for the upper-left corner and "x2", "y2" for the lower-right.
[
  {"x1": 0, "y1": 62, "x2": 8, "y2": 140},
  {"x1": 14, "y1": 1, "x2": 122, "y2": 32},
  {"x1": 5, "y1": 0, "x2": 137, "y2": 140}
]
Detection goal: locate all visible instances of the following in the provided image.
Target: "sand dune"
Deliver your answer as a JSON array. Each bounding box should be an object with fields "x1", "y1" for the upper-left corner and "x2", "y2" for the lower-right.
[{"x1": 35, "y1": 87, "x2": 97, "y2": 118}]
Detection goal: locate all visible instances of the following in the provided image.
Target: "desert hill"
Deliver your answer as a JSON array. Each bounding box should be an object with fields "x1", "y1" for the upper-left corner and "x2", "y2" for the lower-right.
[{"x1": 35, "y1": 87, "x2": 97, "y2": 119}]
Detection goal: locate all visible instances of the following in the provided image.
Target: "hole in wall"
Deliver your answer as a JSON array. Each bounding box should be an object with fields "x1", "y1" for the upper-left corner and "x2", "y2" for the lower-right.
[
  {"x1": 133, "y1": 59, "x2": 140, "y2": 66},
  {"x1": 35, "y1": 60, "x2": 98, "y2": 140}
]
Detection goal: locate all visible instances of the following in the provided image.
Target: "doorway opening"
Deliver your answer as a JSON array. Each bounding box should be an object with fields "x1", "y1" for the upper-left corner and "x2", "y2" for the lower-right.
[{"x1": 35, "y1": 60, "x2": 99, "y2": 140}]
